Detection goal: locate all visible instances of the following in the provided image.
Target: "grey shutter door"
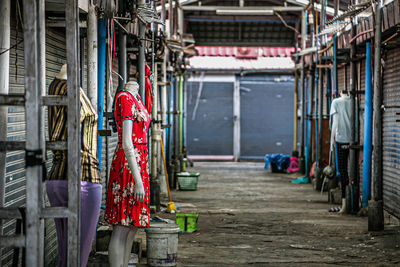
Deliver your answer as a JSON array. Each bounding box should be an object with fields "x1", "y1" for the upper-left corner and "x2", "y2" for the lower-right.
[
  {"x1": 187, "y1": 81, "x2": 234, "y2": 156},
  {"x1": 239, "y1": 75, "x2": 294, "y2": 159},
  {"x1": 382, "y1": 47, "x2": 400, "y2": 218}
]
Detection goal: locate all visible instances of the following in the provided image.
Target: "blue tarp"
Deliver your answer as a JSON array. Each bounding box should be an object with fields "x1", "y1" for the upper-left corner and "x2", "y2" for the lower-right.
[{"x1": 264, "y1": 154, "x2": 290, "y2": 172}]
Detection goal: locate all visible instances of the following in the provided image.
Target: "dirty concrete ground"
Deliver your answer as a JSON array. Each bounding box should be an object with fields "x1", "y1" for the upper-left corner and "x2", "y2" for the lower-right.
[{"x1": 165, "y1": 162, "x2": 400, "y2": 266}]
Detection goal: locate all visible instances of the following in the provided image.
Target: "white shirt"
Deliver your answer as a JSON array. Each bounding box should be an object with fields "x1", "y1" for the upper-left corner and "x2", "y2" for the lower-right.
[{"x1": 330, "y1": 96, "x2": 352, "y2": 143}]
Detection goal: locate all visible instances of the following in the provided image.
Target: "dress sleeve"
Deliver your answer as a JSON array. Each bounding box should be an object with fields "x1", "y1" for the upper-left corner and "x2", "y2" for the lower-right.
[{"x1": 118, "y1": 93, "x2": 137, "y2": 121}]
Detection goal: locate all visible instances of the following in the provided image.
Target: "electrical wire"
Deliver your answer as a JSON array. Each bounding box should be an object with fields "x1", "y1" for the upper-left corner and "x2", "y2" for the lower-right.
[{"x1": 274, "y1": 12, "x2": 299, "y2": 35}]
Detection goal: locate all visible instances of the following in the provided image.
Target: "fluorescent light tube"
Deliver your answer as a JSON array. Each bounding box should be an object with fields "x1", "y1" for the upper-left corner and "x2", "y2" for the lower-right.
[{"x1": 216, "y1": 9, "x2": 274, "y2": 15}]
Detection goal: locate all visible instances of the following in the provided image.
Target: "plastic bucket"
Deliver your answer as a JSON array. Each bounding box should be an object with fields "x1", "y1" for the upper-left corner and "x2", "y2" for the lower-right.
[
  {"x1": 145, "y1": 223, "x2": 180, "y2": 267},
  {"x1": 176, "y1": 213, "x2": 199, "y2": 233}
]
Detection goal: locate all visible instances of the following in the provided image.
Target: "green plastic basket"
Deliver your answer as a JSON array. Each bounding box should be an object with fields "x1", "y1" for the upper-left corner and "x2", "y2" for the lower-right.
[
  {"x1": 176, "y1": 213, "x2": 199, "y2": 233},
  {"x1": 177, "y1": 172, "x2": 200, "y2": 191}
]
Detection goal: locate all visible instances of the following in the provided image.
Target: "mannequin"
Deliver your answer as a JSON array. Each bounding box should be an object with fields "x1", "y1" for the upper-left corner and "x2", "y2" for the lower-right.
[
  {"x1": 330, "y1": 91, "x2": 351, "y2": 214},
  {"x1": 46, "y1": 64, "x2": 102, "y2": 267},
  {"x1": 105, "y1": 81, "x2": 151, "y2": 267}
]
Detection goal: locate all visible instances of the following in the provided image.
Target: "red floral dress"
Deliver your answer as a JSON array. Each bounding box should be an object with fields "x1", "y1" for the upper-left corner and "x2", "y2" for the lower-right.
[{"x1": 105, "y1": 90, "x2": 151, "y2": 227}]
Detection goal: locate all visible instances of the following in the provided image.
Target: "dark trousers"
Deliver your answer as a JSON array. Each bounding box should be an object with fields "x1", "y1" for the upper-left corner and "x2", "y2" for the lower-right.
[{"x1": 336, "y1": 142, "x2": 349, "y2": 198}]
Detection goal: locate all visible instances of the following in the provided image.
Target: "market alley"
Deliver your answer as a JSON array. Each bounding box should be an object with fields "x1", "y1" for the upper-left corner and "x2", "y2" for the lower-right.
[{"x1": 172, "y1": 162, "x2": 400, "y2": 266}]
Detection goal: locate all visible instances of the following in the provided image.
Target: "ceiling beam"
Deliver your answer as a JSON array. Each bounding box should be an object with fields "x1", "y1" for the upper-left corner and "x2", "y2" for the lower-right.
[
  {"x1": 285, "y1": 0, "x2": 343, "y2": 16},
  {"x1": 182, "y1": 6, "x2": 305, "y2": 12}
]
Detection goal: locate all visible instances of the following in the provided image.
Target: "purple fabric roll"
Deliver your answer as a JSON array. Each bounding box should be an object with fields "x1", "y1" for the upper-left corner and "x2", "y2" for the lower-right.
[{"x1": 46, "y1": 180, "x2": 102, "y2": 267}]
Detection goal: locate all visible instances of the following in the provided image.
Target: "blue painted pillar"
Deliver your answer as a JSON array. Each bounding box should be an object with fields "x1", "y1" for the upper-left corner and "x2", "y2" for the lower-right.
[
  {"x1": 97, "y1": 19, "x2": 107, "y2": 168},
  {"x1": 362, "y1": 41, "x2": 372, "y2": 207}
]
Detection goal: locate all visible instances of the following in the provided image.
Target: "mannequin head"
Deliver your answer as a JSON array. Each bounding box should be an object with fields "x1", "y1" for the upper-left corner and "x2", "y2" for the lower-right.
[
  {"x1": 56, "y1": 64, "x2": 67, "y2": 80},
  {"x1": 124, "y1": 81, "x2": 139, "y2": 95},
  {"x1": 340, "y1": 90, "x2": 350, "y2": 98}
]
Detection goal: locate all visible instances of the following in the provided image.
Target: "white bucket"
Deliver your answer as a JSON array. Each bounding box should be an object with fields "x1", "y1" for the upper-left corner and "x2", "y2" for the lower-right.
[{"x1": 145, "y1": 223, "x2": 180, "y2": 267}]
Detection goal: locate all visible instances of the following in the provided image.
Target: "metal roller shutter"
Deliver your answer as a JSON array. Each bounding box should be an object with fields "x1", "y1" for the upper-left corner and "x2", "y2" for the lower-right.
[
  {"x1": 187, "y1": 81, "x2": 234, "y2": 156},
  {"x1": 382, "y1": 47, "x2": 400, "y2": 218},
  {"x1": 239, "y1": 75, "x2": 294, "y2": 159}
]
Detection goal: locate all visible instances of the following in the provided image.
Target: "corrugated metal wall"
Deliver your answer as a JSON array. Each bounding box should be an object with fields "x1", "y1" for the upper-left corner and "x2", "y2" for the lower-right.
[{"x1": 382, "y1": 47, "x2": 400, "y2": 218}]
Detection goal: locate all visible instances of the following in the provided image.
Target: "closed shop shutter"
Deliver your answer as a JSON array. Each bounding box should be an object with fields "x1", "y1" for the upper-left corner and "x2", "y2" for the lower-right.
[
  {"x1": 239, "y1": 75, "x2": 294, "y2": 159},
  {"x1": 186, "y1": 81, "x2": 234, "y2": 156},
  {"x1": 382, "y1": 47, "x2": 400, "y2": 218}
]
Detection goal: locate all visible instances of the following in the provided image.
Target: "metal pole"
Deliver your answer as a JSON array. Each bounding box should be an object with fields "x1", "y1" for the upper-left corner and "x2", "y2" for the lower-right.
[
  {"x1": 169, "y1": 0, "x2": 174, "y2": 37},
  {"x1": 369, "y1": 0, "x2": 384, "y2": 231},
  {"x1": 298, "y1": 10, "x2": 306, "y2": 173},
  {"x1": 87, "y1": 0, "x2": 98, "y2": 108},
  {"x1": 318, "y1": 0, "x2": 325, "y2": 170},
  {"x1": 233, "y1": 77, "x2": 241, "y2": 161},
  {"x1": 349, "y1": 22, "x2": 359, "y2": 213},
  {"x1": 293, "y1": 71, "x2": 298, "y2": 152},
  {"x1": 362, "y1": 41, "x2": 372, "y2": 208},
  {"x1": 138, "y1": 0, "x2": 146, "y2": 99},
  {"x1": 318, "y1": 68, "x2": 324, "y2": 167},
  {"x1": 308, "y1": 72, "x2": 315, "y2": 172},
  {"x1": 178, "y1": 5, "x2": 184, "y2": 37},
  {"x1": 179, "y1": 75, "x2": 184, "y2": 157},
  {"x1": 174, "y1": 75, "x2": 179, "y2": 173},
  {"x1": 0, "y1": 1, "x2": 10, "y2": 257},
  {"x1": 97, "y1": 18, "x2": 107, "y2": 167},
  {"x1": 118, "y1": 0, "x2": 127, "y2": 90},
  {"x1": 161, "y1": 0, "x2": 166, "y2": 33},
  {"x1": 151, "y1": 65, "x2": 160, "y2": 209}
]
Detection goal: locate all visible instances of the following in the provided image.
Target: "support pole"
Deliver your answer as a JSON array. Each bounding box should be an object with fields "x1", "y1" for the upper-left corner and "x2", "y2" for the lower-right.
[
  {"x1": 87, "y1": 0, "x2": 98, "y2": 108},
  {"x1": 293, "y1": 71, "x2": 298, "y2": 152},
  {"x1": 298, "y1": 10, "x2": 306, "y2": 173},
  {"x1": 318, "y1": 68, "x2": 324, "y2": 167},
  {"x1": 66, "y1": 0, "x2": 81, "y2": 264},
  {"x1": 169, "y1": 0, "x2": 174, "y2": 37},
  {"x1": 138, "y1": 0, "x2": 146, "y2": 99},
  {"x1": 308, "y1": 72, "x2": 315, "y2": 173},
  {"x1": 233, "y1": 77, "x2": 241, "y2": 161},
  {"x1": 362, "y1": 41, "x2": 372, "y2": 208},
  {"x1": 178, "y1": 75, "x2": 184, "y2": 159},
  {"x1": 0, "y1": 1, "x2": 10, "y2": 258},
  {"x1": 151, "y1": 65, "x2": 160, "y2": 209},
  {"x1": 117, "y1": 21, "x2": 127, "y2": 89},
  {"x1": 97, "y1": 18, "x2": 107, "y2": 167},
  {"x1": 334, "y1": 36, "x2": 338, "y2": 97},
  {"x1": 349, "y1": 22, "x2": 359, "y2": 213},
  {"x1": 369, "y1": 0, "x2": 384, "y2": 231}
]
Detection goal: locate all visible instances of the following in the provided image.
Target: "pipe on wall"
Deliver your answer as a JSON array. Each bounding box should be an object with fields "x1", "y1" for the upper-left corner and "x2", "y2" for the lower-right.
[
  {"x1": 362, "y1": 41, "x2": 372, "y2": 208},
  {"x1": 97, "y1": 19, "x2": 107, "y2": 167}
]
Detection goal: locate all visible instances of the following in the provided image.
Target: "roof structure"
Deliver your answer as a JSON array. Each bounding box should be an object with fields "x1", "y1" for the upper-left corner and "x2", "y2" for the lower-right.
[{"x1": 188, "y1": 46, "x2": 295, "y2": 70}]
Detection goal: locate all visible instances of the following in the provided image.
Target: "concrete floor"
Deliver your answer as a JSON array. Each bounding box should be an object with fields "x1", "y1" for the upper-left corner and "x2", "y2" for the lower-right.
[{"x1": 167, "y1": 162, "x2": 400, "y2": 266}]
